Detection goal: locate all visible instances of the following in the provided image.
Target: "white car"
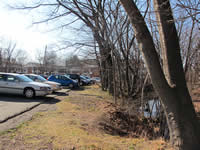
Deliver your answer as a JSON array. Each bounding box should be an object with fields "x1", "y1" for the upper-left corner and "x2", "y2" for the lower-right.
[
  {"x1": 24, "y1": 74, "x2": 62, "y2": 92},
  {"x1": 0, "y1": 73, "x2": 52, "y2": 98}
]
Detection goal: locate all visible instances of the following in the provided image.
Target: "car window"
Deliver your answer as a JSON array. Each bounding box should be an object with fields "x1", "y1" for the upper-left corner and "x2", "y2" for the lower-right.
[
  {"x1": 61, "y1": 76, "x2": 67, "y2": 80},
  {"x1": 6, "y1": 75, "x2": 17, "y2": 82},
  {"x1": 31, "y1": 76, "x2": 37, "y2": 81},
  {"x1": 69, "y1": 74, "x2": 75, "y2": 78},
  {"x1": 65, "y1": 74, "x2": 70, "y2": 78},
  {"x1": 69, "y1": 74, "x2": 80, "y2": 79},
  {"x1": 17, "y1": 75, "x2": 33, "y2": 82},
  {"x1": 49, "y1": 75, "x2": 55, "y2": 79},
  {"x1": 64, "y1": 75, "x2": 71, "y2": 80},
  {"x1": 37, "y1": 75, "x2": 46, "y2": 81},
  {"x1": 26, "y1": 75, "x2": 34, "y2": 80},
  {"x1": 80, "y1": 76, "x2": 86, "y2": 80},
  {"x1": 0, "y1": 75, "x2": 5, "y2": 81}
]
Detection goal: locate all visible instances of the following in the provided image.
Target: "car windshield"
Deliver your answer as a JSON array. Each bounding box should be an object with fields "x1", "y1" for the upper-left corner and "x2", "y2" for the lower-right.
[
  {"x1": 37, "y1": 75, "x2": 47, "y2": 82},
  {"x1": 17, "y1": 75, "x2": 33, "y2": 82},
  {"x1": 80, "y1": 76, "x2": 86, "y2": 80},
  {"x1": 92, "y1": 77, "x2": 100, "y2": 80},
  {"x1": 64, "y1": 75, "x2": 71, "y2": 80},
  {"x1": 65, "y1": 74, "x2": 70, "y2": 78}
]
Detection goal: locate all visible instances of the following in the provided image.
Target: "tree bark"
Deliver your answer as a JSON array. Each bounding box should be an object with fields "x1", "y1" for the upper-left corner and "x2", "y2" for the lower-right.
[{"x1": 119, "y1": 0, "x2": 200, "y2": 149}]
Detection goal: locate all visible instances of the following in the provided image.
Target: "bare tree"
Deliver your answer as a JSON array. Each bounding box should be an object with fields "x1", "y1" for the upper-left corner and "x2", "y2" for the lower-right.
[
  {"x1": 1, "y1": 40, "x2": 17, "y2": 72},
  {"x1": 15, "y1": 49, "x2": 28, "y2": 66},
  {"x1": 36, "y1": 45, "x2": 58, "y2": 74},
  {"x1": 119, "y1": 0, "x2": 200, "y2": 149},
  {"x1": 176, "y1": 0, "x2": 200, "y2": 26}
]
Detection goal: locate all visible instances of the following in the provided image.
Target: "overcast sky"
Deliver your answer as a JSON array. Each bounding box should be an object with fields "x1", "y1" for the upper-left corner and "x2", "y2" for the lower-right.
[{"x1": 0, "y1": 0, "x2": 62, "y2": 61}]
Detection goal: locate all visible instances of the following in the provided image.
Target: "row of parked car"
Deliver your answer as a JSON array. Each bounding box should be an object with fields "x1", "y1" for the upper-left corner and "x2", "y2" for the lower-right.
[
  {"x1": 0, "y1": 72, "x2": 100, "y2": 99},
  {"x1": 47, "y1": 74, "x2": 100, "y2": 88}
]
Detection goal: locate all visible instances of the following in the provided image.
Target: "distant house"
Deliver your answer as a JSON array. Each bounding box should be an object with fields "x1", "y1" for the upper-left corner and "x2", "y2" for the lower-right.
[
  {"x1": 24, "y1": 62, "x2": 41, "y2": 74},
  {"x1": 0, "y1": 58, "x2": 25, "y2": 73},
  {"x1": 24, "y1": 62, "x2": 67, "y2": 75},
  {"x1": 0, "y1": 58, "x2": 99, "y2": 76},
  {"x1": 65, "y1": 59, "x2": 99, "y2": 77}
]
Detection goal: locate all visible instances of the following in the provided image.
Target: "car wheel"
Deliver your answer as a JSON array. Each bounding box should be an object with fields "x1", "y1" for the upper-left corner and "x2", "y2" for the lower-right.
[
  {"x1": 80, "y1": 82, "x2": 83, "y2": 86},
  {"x1": 69, "y1": 84, "x2": 74, "y2": 88},
  {"x1": 24, "y1": 88, "x2": 35, "y2": 98}
]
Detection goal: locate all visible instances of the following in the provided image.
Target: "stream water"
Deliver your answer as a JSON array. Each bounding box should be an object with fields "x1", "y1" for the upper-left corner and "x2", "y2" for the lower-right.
[{"x1": 143, "y1": 99, "x2": 161, "y2": 118}]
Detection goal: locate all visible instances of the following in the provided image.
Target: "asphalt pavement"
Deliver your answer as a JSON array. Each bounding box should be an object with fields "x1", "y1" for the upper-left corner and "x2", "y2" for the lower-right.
[{"x1": 0, "y1": 89, "x2": 70, "y2": 123}]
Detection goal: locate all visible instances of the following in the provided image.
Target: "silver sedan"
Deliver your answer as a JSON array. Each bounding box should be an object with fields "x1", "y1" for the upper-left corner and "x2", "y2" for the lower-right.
[
  {"x1": 0, "y1": 73, "x2": 52, "y2": 98},
  {"x1": 24, "y1": 74, "x2": 62, "y2": 92}
]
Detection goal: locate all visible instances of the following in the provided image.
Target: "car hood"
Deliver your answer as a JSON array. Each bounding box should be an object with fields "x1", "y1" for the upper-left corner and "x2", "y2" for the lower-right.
[
  {"x1": 28, "y1": 81, "x2": 51, "y2": 87},
  {"x1": 44, "y1": 81, "x2": 61, "y2": 86},
  {"x1": 82, "y1": 79, "x2": 89, "y2": 83}
]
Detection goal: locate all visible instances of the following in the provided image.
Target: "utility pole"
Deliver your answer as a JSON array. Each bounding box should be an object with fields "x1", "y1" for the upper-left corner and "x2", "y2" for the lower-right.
[
  {"x1": 43, "y1": 45, "x2": 47, "y2": 74},
  {"x1": 0, "y1": 48, "x2": 2, "y2": 70}
]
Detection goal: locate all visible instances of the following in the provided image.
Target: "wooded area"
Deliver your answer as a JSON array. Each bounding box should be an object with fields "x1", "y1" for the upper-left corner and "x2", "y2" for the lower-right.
[{"x1": 2, "y1": 0, "x2": 200, "y2": 149}]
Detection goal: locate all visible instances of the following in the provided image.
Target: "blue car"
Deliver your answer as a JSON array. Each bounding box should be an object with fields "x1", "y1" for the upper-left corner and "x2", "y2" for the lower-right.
[{"x1": 48, "y1": 75, "x2": 78, "y2": 88}]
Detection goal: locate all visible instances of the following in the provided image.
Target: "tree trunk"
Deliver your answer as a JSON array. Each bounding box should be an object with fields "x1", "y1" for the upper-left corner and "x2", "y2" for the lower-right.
[
  {"x1": 153, "y1": 0, "x2": 200, "y2": 148},
  {"x1": 119, "y1": 0, "x2": 200, "y2": 149},
  {"x1": 107, "y1": 53, "x2": 114, "y2": 95}
]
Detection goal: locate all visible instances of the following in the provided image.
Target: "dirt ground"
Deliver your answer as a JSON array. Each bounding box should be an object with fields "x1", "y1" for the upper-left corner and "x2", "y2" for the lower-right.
[
  {"x1": 0, "y1": 85, "x2": 172, "y2": 150},
  {"x1": 192, "y1": 84, "x2": 200, "y2": 118}
]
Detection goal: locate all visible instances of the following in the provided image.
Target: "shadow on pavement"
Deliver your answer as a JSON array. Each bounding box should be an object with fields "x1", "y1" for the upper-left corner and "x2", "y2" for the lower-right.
[
  {"x1": 52, "y1": 91, "x2": 69, "y2": 96},
  {"x1": 42, "y1": 97, "x2": 61, "y2": 104},
  {"x1": 0, "y1": 93, "x2": 62, "y2": 104},
  {"x1": 72, "y1": 86, "x2": 85, "y2": 91}
]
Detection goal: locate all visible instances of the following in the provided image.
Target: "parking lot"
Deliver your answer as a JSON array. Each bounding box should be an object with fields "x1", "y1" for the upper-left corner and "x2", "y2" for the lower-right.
[{"x1": 0, "y1": 89, "x2": 70, "y2": 132}]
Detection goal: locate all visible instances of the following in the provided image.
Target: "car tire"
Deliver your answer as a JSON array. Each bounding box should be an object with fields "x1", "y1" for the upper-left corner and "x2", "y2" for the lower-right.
[
  {"x1": 80, "y1": 82, "x2": 83, "y2": 86},
  {"x1": 69, "y1": 84, "x2": 74, "y2": 89},
  {"x1": 24, "y1": 88, "x2": 35, "y2": 98}
]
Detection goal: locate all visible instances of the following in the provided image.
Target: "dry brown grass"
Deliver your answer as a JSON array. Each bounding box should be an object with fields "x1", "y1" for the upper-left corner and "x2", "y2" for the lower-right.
[
  {"x1": 0, "y1": 85, "x2": 172, "y2": 150},
  {"x1": 191, "y1": 83, "x2": 200, "y2": 113}
]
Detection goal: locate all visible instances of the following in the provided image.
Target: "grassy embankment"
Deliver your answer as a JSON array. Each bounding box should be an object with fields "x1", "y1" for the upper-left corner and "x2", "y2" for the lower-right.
[{"x1": 0, "y1": 85, "x2": 172, "y2": 150}]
